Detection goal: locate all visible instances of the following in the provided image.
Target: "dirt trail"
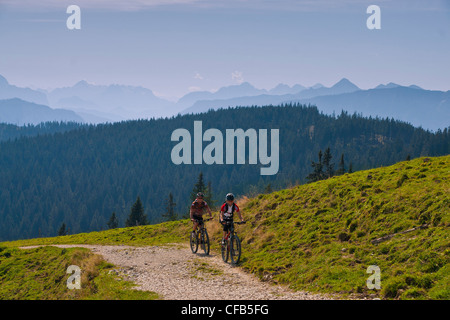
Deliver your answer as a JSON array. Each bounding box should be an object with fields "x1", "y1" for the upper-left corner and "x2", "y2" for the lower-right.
[{"x1": 21, "y1": 243, "x2": 335, "y2": 300}]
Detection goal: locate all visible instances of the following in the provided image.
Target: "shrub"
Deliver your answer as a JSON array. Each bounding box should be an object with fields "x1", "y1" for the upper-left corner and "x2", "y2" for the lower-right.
[
  {"x1": 338, "y1": 232, "x2": 350, "y2": 242},
  {"x1": 382, "y1": 277, "x2": 406, "y2": 298},
  {"x1": 356, "y1": 231, "x2": 366, "y2": 238},
  {"x1": 396, "y1": 174, "x2": 408, "y2": 188},
  {"x1": 400, "y1": 288, "x2": 426, "y2": 299}
]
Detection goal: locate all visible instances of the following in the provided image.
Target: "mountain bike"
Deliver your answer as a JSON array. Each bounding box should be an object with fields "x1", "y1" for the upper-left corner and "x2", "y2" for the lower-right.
[
  {"x1": 190, "y1": 218, "x2": 211, "y2": 255},
  {"x1": 221, "y1": 220, "x2": 246, "y2": 265}
]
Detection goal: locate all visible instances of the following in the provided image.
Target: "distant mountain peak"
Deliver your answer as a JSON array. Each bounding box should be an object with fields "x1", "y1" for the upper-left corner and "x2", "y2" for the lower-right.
[
  {"x1": 0, "y1": 74, "x2": 9, "y2": 86},
  {"x1": 0, "y1": 98, "x2": 83, "y2": 125},
  {"x1": 74, "y1": 80, "x2": 91, "y2": 87},
  {"x1": 0, "y1": 75, "x2": 49, "y2": 105},
  {"x1": 273, "y1": 83, "x2": 289, "y2": 89},
  {"x1": 269, "y1": 83, "x2": 306, "y2": 95},
  {"x1": 332, "y1": 78, "x2": 360, "y2": 90},
  {"x1": 310, "y1": 83, "x2": 324, "y2": 89},
  {"x1": 234, "y1": 81, "x2": 255, "y2": 88},
  {"x1": 215, "y1": 81, "x2": 265, "y2": 95},
  {"x1": 375, "y1": 82, "x2": 401, "y2": 89}
]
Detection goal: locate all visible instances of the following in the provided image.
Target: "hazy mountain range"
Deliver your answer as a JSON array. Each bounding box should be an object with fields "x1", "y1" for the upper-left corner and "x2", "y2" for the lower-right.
[
  {"x1": 180, "y1": 78, "x2": 360, "y2": 114},
  {"x1": 0, "y1": 98, "x2": 83, "y2": 125},
  {"x1": 0, "y1": 74, "x2": 448, "y2": 130},
  {"x1": 47, "y1": 80, "x2": 177, "y2": 122},
  {"x1": 0, "y1": 75, "x2": 48, "y2": 106}
]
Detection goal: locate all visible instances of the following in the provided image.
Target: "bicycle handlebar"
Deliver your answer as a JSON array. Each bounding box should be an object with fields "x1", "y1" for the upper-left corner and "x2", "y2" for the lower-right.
[
  {"x1": 220, "y1": 220, "x2": 246, "y2": 225},
  {"x1": 192, "y1": 217, "x2": 213, "y2": 222}
]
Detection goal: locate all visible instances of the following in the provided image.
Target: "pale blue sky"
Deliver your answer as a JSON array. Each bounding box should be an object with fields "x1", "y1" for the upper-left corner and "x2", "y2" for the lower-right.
[{"x1": 0, "y1": 0, "x2": 449, "y2": 100}]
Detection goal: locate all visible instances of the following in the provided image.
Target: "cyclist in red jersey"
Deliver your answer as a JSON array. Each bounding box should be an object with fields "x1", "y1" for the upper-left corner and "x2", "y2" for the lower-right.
[
  {"x1": 190, "y1": 192, "x2": 212, "y2": 234},
  {"x1": 219, "y1": 193, "x2": 244, "y2": 244}
]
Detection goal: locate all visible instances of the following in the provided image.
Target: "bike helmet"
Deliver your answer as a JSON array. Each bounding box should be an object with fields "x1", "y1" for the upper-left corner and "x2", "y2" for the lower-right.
[
  {"x1": 226, "y1": 193, "x2": 234, "y2": 201},
  {"x1": 196, "y1": 192, "x2": 204, "y2": 198}
]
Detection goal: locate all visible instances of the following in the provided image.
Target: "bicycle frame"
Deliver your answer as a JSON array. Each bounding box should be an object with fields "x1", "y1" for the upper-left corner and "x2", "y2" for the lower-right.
[
  {"x1": 190, "y1": 218, "x2": 211, "y2": 255},
  {"x1": 224, "y1": 223, "x2": 234, "y2": 239},
  {"x1": 223, "y1": 220, "x2": 244, "y2": 237},
  {"x1": 194, "y1": 219, "x2": 206, "y2": 231},
  {"x1": 221, "y1": 220, "x2": 245, "y2": 265}
]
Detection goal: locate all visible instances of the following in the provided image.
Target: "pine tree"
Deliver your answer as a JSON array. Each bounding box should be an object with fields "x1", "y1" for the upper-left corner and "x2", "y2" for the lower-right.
[
  {"x1": 163, "y1": 193, "x2": 177, "y2": 221},
  {"x1": 107, "y1": 212, "x2": 119, "y2": 229},
  {"x1": 125, "y1": 196, "x2": 148, "y2": 227},
  {"x1": 348, "y1": 162, "x2": 354, "y2": 174},
  {"x1": 58, "y1": 223, "x2": 67, "y2": 236},
  {"x1": 323, "y1": 147, "x2": 334, "y2": 178},
  {"x1": 264, "y1": 183, "x2": 273, "y2": 194},
  {"x1": 306, "y1": 150, "x2": 324, "y2": 182},
  {"x1": 336, "y1": 154, "x2": 346, "y2": 175},
  {"x1": 203, "y1": 181, "x2": 215, "y2": 208},
  {"x1": 190, "y1": 172, "x2": 206, "y2": 202}
]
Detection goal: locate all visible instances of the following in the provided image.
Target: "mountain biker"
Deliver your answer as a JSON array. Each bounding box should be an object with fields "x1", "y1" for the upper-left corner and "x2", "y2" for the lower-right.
[
  {"x1": 190, "y1": 192, "x2": 212, "y2": 234},
  {"x1": 219, "y1": 193, "x2": 244, "y2": 244}
]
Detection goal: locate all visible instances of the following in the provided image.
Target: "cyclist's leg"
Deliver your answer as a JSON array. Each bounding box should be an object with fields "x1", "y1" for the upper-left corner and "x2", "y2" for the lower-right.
[
  {"x1": 222, "y1": 221, "x2": 230, "y2": 244},
  {"x1": 221, "y1": 231, "x2": 226, "y2": 245},
  {"x1": 198, "y1": 215, "x2": 204, "y2": 231},
  {"x1": 192, "y1": 214, "x2": 201, "y2": 232}
]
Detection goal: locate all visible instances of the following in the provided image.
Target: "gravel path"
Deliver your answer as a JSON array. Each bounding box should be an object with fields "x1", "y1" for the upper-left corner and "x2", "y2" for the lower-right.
[{"x1": 21, "y1": 243, "x2": 335, "y2": 300}]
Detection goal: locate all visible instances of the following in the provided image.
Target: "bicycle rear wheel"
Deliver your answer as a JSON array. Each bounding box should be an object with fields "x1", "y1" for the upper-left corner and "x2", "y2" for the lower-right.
[
  {"x1": 230, "y1": 234, "x2": 241, "y2": 265},
  {"x1": 190, "y1": 231, "x2": 198, "y2": 253},
  {"x1": 201, "y1": 229, "x2": 210, "y2": 255}
]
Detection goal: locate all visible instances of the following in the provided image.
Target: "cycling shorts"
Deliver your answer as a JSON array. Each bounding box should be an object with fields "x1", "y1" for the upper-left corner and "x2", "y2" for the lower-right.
[{"x1": 222, "y1": 220, "x2": 233, "y2": 232}]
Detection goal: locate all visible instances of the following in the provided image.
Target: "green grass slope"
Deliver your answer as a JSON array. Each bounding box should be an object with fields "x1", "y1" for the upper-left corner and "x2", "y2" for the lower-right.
[
  {"x1": 233, "y1": 155, "x2": 449, "y2": 299},
  {"x1": 2, "y1": 220, "x2": 191, "y2": 248},
  {"x1": 2, "y1": 155, "x2": 449, "y2": 299},
  {"x1": 0, "y1": 246, "x2": 158, "y2": 300}
]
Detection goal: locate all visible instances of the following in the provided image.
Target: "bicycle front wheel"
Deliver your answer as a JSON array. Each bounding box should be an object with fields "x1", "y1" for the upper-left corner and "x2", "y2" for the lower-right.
[
  {"x1": 190, "y1": 231, "x2": 198, "y2": 253},
  {"x1": 201, "y1": 230, "x2": 210, "y2": 255},
  {"x1": 230, "y1": 234, "x2": 241, "y2": 265},
  {"x1": 221, "y1": 238, "x2": 229, "y2": 262}
]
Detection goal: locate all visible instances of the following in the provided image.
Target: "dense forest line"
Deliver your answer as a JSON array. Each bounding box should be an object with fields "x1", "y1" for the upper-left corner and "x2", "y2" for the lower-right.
[
  {"x1": 0, "y1": 121, "x2": 86, "y2": 142},
  {"x1": 0, "y1": 104, "x2": 448, "y2": 240}
]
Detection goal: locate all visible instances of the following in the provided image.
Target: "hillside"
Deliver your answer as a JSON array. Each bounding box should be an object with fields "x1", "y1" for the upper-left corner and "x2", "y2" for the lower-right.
[
  {"x1": 236, "y1": 155, "x2": 449, "y2": 299},
  {"x1": 0, "y1": 98, "x2": 84, "y2": 125},
  {"x1": 0, "y1": 104, "x2": 448, "y2": 241},
  {"x1": 0, "y1": 75, "x2": 48, "y2": 106},
  {"x1": 0, "y1": 245, "x2": 158, "y2": 300},
  {"x1": 4, "y1": 155, "x2": 449, "y2": 299}
]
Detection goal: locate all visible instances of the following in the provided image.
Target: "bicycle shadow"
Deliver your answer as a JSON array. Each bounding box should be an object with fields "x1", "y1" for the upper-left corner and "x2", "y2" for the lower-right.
[{"x1": 193, "y1": 252, "x2": 216, "y2": 258}]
